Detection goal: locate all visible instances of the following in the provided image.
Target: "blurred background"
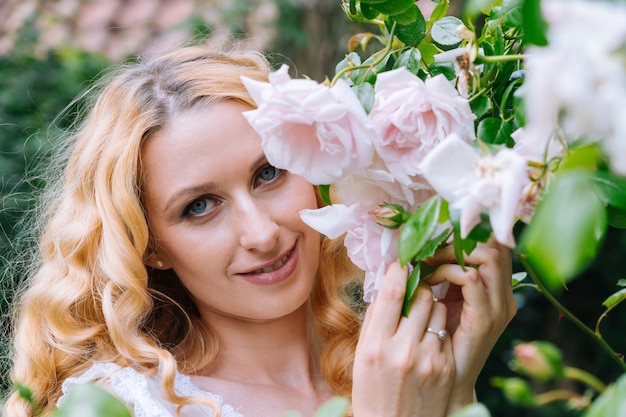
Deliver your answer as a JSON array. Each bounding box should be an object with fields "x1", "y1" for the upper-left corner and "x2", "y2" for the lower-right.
[{"x1": 0, "y1": 1, "x2": 624, "y2": 416}]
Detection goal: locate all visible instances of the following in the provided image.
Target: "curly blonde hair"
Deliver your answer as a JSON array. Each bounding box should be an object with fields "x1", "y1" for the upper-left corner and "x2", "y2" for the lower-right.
[{"x1": 4, "y1": 47, "x2": 363, "y2": 417}]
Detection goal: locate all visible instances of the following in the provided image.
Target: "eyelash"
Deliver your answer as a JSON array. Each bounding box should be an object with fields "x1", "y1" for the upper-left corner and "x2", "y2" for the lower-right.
[{"x1": 181, "y1": 164, "x2": 285, "y2": 219}]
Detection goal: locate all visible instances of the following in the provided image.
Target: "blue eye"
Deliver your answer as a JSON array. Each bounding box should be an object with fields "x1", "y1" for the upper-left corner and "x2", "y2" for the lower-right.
[
  {"x1": 189, "y1": 199, "x2": 207, "y2": 214},
  {"x1": 183, "y1": 197, "x2": 213, "y2": 217},
  {"x1": 258, "y1": 165, "x2": 278, "y2": 182}
]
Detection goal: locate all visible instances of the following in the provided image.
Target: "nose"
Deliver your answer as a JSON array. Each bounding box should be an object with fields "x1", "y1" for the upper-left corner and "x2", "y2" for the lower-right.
[{"x1": 236, "y1": 198, "x2": 280, "y2": 252}]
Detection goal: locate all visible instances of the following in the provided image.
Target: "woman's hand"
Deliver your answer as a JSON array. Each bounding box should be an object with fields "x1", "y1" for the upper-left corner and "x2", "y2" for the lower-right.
[
  {"x1": 352, "y1": 262, "x2": 455, "y2": 417},
  {"x1": 425, "y1": 239, "x2": 518, "y2": 413}
]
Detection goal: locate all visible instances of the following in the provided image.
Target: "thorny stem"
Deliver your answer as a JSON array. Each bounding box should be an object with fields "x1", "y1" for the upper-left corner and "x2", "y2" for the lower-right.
[
  {"x1": 595, "y1": 298, "x2": 624, "y2": 335},
  {"x1": 516, "y1": 253, "x2": 626, "y2": 372}
]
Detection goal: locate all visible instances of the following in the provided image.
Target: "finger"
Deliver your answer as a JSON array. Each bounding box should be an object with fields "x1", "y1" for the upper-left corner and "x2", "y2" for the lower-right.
[
  {"x1": 426, "y1": 243, "x2": 512, "y2": 306},
  {"x1": 361, "y1": 261, "x2": 409, "y2": 339},
  {"x1": 425, "y1": 264, "x2": 491, "y2": 316},
  {"x1": 421, "y1": 301, "x2": 449, "y2": 351},
  {"x1": 397, "y1": 282, "x2": 435, "y2": 341}
]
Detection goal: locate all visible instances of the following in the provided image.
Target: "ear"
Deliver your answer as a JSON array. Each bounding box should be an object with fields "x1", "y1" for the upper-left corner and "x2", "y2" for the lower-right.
[{"x1": 144, "y1": 251, "x2": 172, "y2": 270}]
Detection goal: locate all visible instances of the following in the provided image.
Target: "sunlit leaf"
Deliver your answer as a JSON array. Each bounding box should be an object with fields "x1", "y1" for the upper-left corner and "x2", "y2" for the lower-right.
[
  {"x1": 520, "y1": 170, "x2": 608, "y2": 291},
  {"x1": 313, "y1": 396, "x2": 350, "y2": 417},
  {"x1": 584, "y1": 373, "x2": 626, "y2": 417},
  {"x1": 52, "y1": 383, "x2": 131, "y2": 417},
  {"x1": 601, "y1": 288, "x2": 626, "y2": 308},
  {"x1": 398, "y1": 195, "x2": 442, "y2": 265}
]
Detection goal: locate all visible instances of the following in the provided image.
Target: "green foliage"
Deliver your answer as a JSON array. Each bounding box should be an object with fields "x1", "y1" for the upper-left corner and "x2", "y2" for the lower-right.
[
  {"x1": 52, "y1": 383, "x2": 131, "y2": 417},
  {"x1": 520, "y1": 169, "x2": 608, "y2": 291},
  {"x1": 0, "y1": 26, "x2": 111, "y2": 398}
]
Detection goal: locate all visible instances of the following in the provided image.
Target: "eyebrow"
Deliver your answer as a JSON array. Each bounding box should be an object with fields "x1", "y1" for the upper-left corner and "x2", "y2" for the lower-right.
[{"x1": 160, "y1": 153, "x2": 269, "y2": 213}]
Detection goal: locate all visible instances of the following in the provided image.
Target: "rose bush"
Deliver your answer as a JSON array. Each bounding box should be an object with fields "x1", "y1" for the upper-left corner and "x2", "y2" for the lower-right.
[{"x1": 242, "y1": 0, "x2": 626, "y2": 415}]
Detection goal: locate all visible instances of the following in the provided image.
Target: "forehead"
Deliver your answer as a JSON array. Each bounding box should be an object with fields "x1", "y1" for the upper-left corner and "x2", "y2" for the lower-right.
[{"x1": 140, "y1": 101, "x2": 263, "y2": 201}]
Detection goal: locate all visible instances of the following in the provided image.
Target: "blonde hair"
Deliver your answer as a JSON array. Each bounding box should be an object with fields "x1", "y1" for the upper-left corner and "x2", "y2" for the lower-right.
[{"x1": 4, "y1": 47, "x2": 363, "y2": 416}]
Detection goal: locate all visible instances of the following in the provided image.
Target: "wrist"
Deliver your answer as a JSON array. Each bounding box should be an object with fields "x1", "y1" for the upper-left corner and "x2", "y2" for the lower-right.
[{"x1": 446, "y1": 388, "x2": 476, "y2": 415}]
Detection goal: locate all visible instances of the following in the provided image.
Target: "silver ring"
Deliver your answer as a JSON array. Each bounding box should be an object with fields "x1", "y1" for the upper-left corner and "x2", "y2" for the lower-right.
[{"x1": 426, "y1": 327, "x2": 447, "y2": 341}]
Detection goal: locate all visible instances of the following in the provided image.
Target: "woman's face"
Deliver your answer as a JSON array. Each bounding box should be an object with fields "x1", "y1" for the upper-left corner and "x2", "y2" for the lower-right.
[{"x1": 141, "y1": 100, "x2": 321, "y2": 324}]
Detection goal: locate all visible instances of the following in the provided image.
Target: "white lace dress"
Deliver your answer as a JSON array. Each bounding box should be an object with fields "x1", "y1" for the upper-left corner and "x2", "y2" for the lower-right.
[{"x1": 58, "y1": 362, "x2": 243, "y2": 417}]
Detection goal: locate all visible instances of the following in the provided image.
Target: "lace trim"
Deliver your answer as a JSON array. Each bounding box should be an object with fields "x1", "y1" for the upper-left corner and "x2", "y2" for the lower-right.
[{"x1": 59, "y1": 362, "x2": 243, "y2": 417}]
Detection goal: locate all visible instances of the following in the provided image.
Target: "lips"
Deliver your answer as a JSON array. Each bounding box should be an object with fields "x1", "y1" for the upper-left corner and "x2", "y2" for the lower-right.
[
  {"x1": 240, "y1": 244, "x2": 298, "y2": 285},
  {"x1": 249, "y1": 251, "x2": 290, "y2": 274}
]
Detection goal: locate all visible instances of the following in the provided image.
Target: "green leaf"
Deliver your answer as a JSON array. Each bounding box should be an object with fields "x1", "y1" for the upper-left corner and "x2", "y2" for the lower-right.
[
  {"x1": 513, "y1": 88, "x2": 526, "y2": 126},
  {"x1": 522, "y1": 0, "x2": 548, "y2": 46},
  {"x1": 402, "y1": 262, "x2": 422, "y2": 317},
  {"x1": 390, "y1": 4, "x2": 419, "y2": 26},
  {"x1": 477, "y1": 117, "x2": 513, "y2": 145},
  {"x1": 428, "y1": 61, "x2": 456, "y2": 80},
  {"x1": 431, "y1": 16, "x2": 463, "y2": 50},
  {"x1": 366, "y1": 0, "x2": 415, "y2": 16},
  {"x1": 449, "y1": 402, "x2": 492, "y2": 417},
  {"x1": 559, "y1": 144, "x2": 602, "y2": 172},
  {"x1": 353, "y1": 82, "x2": 375, "y2": 113},
  {"x1": 335, "y1": 52, "x2": 361, "y2": 79},
  {"x1": 318, "y1": 184, "x2": 332, "y2": 205},
  {"x1": 500, "y1": 0, "x2": 524, "y2": 28},
  {"x1": 602, "y1": 288, "x2": 626, "y2": 308},
  {"x1": 608, "y1": 205, "x2": 626, "y2": 229},
  {"x1": 470, "y1": 95, "x2": 493, "y2": 119},
  {"x1": 417, "y1": 41, "x2": 440, "y2": 66},
  {"x1": 394, "y1": 48, "x2": 422, "y2": 74},
  {"x1": 414, "y1": 228, "x2": 452, "y2": 262},
  {"x1": 313, "y1": 396, "x2": 350, "y2": 417},
  {"x1": 427, "y1": 0, "x2": 450, "y2": 32},
  {"x1": 392, "y1": 11, "x2": 427, "y2": 47},
  {"x1": 360, "y1": 3, "x2": 381, "y2": 20},
  {"x1": 591, "y1": 171, "x2": 626, "y2": 211},
  {"x1": 584, "y1": 373, "x2": 626, "y2": 417},
  {"x1": 398, "y1": 195, "x2": 442, "y2": 265},
  {"x1": 520, "y1": 170, "x2": 608, "y2": 291},
  {"x1": 463, "y1": 0, "x2": 501, "y2": 20},
  {"x1": 352, "y1": 51, "x2": 389, "y2": 84},
  {"x1": 52, "y1": 383, "x2": 131, "y2": 417}
]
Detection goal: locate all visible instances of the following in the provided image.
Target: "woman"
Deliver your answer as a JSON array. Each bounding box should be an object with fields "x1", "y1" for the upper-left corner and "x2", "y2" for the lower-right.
[{"x1": 4, "y1": 47, "x2": 516, "y2": 417}]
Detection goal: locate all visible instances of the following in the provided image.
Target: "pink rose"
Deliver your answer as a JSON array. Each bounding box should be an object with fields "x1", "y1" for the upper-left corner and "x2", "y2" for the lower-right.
[
  {"x1": 369, "y1": 68, "x2": 476, "y2": 185},
  {"x1": 241, "y1": 65, "x2": 376, "y2": 185},
  {"x1": 345, "y1": 213, "x2": 401, "y2": 302}
]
